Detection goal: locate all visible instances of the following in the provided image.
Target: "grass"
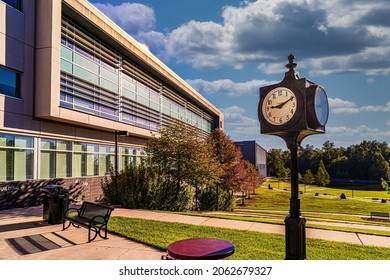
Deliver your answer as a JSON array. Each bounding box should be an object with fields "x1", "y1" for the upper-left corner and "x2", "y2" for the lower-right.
[
  {"x1": 247, "y1": 183, "x2": 390, "y2": 215},
  {"x1": 177, "y1": 212, "x2": 390, "y2": 237},
  {"x1": 108, "y1": 216, "x2": 390, "y2": 260}
]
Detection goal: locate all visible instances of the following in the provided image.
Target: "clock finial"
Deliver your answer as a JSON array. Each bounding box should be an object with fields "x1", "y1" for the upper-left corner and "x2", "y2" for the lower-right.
[{"x1": 283, "y1": 53, "x2": 300, "y2": 82}]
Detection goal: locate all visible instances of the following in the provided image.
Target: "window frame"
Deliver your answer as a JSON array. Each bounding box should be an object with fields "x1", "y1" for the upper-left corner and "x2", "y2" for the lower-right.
[
  {"x1": 2, "y1": 0, "x2": 22, "y2": 11},
  {"x1": 0, "y1": 66, "x2": 21, "y2": 98}
]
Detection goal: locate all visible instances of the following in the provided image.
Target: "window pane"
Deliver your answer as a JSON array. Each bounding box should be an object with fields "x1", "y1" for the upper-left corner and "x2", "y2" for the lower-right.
[
  {"x1": 75, "y1": 53, "x2": 99, "y2": 74},
  {"x1": 0, "y1": 66, "x2": 19, "y2": 98},
  {"x1": 14, "y1": 150, "x2": 27, "y2": 180},
  {"x1": 61, "y1": 45, "x2": 73, "y2": 61},
  {"x1": 56, "y1": 140, "x2": 70, "y2": 151},
  {"x1": 56, "y1": 152, "x2": 69, "y2": 177},
  {"x1": 40, "y1": 151, "x2": 51, "y2": 179},
  {"x1": 100, "y1": 78, "x2": 118, "y2": 93},
  {"x1": 0, "y1": 134, "x2": 14, "y2": 147},
  {"x1": 3, "y1": 0, "x2": 21, "y2": 10},
  {"x1": 72, "y1": 153, "x2": 82, "y2": 177},
  {"x1": 100, "y1": 66, "x2": 118, "y2": 82},
  {"x1": 61, "y1": 59, "x2": 73, "y2": 74},
  {"x1": 74, "y1": 66, "x2": 98, "y2": 84},
  {"x1": 0, "y1": 149, "x2": 7, "y2": 180},
  {"x1": 86, "y1": 154, "x2": 97, "y2": 175},
  {"x1": 15, "y1": 136, "x2": 33, "y2": 148},
  {"x1": 73, "y1": 142, "x2": 85, "y2": 152}
]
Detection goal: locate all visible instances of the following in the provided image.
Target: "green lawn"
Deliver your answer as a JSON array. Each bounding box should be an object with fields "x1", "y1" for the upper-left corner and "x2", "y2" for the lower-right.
[
  {"x1": 247, "y1": 182, "x2": 390, "y2": 215},
  {"x1": 108, "y1": 216, "x2": 390, "y2": 260}
]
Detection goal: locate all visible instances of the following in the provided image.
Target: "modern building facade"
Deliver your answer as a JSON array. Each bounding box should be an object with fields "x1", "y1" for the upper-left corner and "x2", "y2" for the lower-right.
[
  {"x1": 0, "y1": 0, "x2": 223, "y2": 209},
  {"x1": 234, "y1": 141, "x2": 267, "y2": 177}
]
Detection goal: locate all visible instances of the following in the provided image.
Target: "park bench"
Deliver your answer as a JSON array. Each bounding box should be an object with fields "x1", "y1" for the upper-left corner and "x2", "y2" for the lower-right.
[
  {"x1": 63, "y1": 201, "x2": 114, "y2": 242},
  {"x1": 370, "y1": 212, "x2": 389, "y2": 220}
]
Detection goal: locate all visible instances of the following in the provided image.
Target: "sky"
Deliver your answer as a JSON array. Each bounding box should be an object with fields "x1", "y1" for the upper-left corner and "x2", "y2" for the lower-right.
[{"x1": 90, "y1": 0, "x2": 390, "y2": 151}]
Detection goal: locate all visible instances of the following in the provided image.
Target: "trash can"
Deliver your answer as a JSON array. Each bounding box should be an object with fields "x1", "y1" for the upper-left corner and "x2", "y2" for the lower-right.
[{"x1": 42, "y1": 185, "x2": 69, "y2": 224}]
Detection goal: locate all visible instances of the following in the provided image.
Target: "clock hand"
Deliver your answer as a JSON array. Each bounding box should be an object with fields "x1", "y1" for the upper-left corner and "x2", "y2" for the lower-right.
[{"x1": 270, "y1": 96, "x2": 293, "y2": 109}]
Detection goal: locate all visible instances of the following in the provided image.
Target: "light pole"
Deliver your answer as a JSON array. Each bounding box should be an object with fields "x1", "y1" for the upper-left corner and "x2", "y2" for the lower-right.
[{"x1": 114, "y1": 130, "x2": 129, "y2": 204}]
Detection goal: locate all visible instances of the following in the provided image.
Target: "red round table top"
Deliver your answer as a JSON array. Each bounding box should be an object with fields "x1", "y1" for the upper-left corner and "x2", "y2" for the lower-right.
[{"x1": 167, "y1": 238, "x2": 235, "y2": 260}]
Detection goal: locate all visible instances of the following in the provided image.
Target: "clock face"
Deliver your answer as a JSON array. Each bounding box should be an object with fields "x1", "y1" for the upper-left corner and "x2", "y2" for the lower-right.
[
  {"x1": 314, "y1": 86, "x2": 329, "y2": 126},
  {"x1": 262, "y1": 87, "x2": 297, "y2": 126}
]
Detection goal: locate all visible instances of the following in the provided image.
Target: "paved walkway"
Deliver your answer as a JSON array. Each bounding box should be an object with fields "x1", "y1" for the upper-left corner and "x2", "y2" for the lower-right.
[{"x1": 1, "y1": 205, "x2": 390, "y2": 260}]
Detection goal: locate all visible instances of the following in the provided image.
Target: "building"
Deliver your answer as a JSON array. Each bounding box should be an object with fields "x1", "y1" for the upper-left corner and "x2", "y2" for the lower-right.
[
  {"x1": 0, "y1": 0, "x2": 223, "y2": 209},
  {"x1": 234, "y1": 141, "x2": 267, "y2": 177}
]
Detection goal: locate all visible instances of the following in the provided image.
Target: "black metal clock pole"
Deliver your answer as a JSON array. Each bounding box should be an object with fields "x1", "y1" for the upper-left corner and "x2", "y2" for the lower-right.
[
  {"x1": 284, "y1": 136, "x2": 306, "y2": 260},
  {"x1": 259, "y1": 54, "x2": 328, "y2": 260}
]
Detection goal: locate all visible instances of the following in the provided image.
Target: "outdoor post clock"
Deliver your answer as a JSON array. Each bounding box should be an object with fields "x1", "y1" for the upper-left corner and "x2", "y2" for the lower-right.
[
  {"x1": 258, "y1": 54, "x2": 329, "y2": 143},
  {"x1": 258, "y1": 54, "x2": 329, "y2": 260},
  {"x1": 261, "y1": 87, "x2": 297, "y2": 126}
]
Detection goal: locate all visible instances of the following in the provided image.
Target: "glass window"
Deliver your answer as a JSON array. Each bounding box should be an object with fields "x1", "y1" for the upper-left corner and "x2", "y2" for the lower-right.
[
  {"x1": 0, "y1": 133, "x2": 33, "y2": 181},
  {"x1": 3, "y1": 0, "x2": 21, "y2": 10},
  {"x1": 0, "y1": 66, "x2": 20, "y2": 98},
  {"x1": 75, "y1": 53, "x2": 99, "y2": 74},
  {"x1": 40, "y1": 139, "x2": 71, "y2": 179},
  {"x1": 61, "y1": 46, "x2": 73, "y2": 62},
  {"x1": 98, "y1": 145, "x2": 114, "y2": 175},
  {"x1": 61, "y1": 59, "x2": 73, "y2": 74}
]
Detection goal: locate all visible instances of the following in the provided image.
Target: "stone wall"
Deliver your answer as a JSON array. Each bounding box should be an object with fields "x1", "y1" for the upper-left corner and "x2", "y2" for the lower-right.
[{"x1": 0, "y1": 176, "x2": 107, "y2": 210}]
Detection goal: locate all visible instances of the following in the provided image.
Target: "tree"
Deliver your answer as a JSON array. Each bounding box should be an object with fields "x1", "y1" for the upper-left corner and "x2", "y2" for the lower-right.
[
  {"x1": 302, "y1": 169, "x2": 315, "y2": 185},
  {"x1": 145, "y1": 122, "x2": 221, "y2": 190},
  {"x1": 207, "y1": 128, "x2": 243, "y2": 192},
  {"x1": 241, "y1": 160, "x2": 266, "y2": 195},
  {"x1": 381, "y1": 178, "x2": 390, "y2": 194},
  {"x1": 302, "y1": 169, "x2": 315, "y2": 192},
  {"x1": 315, "y1": 160, "x2": 330, "y2": 187}
]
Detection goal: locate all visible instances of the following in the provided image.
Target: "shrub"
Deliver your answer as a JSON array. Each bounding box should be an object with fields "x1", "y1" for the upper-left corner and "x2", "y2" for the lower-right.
[
  {"x1": 340, "y1": 193, "x2": 346, "y2": 199},
  {"x1": 198, "y1": 187, "x2": 235, "y2": 211},
  {"x1": 101, "y1": 164, "x2": 191, "y2": 211},
  {"x1": 149, "y1": 179, "x2": 192, "y2": 211},
  {"x1": 101, "y1": 164, "x2": 152, "y2": 208}
]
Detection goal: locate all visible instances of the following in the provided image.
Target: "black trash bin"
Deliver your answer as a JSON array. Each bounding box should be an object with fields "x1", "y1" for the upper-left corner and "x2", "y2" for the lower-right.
[{"x1": 42, "y1": 185, "x2": 69, "y2": 224}]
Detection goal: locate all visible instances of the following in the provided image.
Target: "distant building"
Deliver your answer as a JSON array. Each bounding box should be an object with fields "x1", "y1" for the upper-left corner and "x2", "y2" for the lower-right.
[{"x1": 234, "y1": 141, "x2": 267, "y2": 177}]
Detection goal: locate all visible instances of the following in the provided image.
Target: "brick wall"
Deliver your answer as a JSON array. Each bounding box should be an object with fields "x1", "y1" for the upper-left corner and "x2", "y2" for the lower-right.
[{"x1": 0, "y1": 176, "x2": 108, "y2": 210}]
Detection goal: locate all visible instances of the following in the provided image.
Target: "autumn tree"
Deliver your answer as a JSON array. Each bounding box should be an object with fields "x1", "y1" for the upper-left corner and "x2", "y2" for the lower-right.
[
  {"x1": 241, "y1": 160, "x2": 265, "y2": 196},
  {"x1": 207, "y1": 128, "x2": 243, "y2": 192}
]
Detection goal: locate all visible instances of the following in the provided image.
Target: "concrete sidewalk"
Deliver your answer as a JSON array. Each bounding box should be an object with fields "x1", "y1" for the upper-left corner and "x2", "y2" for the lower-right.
[
  {"x1": 113, "y1": 208, "x2": 390, "y2": 248},
  {"x1": 0, "y1": 206, "x2": 163, "y2": 260},
  {"x1": 1, "y1": 205, "x2": 390, "y2": 260}
]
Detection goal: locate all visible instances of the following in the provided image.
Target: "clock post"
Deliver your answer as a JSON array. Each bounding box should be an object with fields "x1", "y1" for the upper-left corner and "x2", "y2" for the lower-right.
[{"x1": 258, "y1": 54, "x2": 329, "y2": 260}]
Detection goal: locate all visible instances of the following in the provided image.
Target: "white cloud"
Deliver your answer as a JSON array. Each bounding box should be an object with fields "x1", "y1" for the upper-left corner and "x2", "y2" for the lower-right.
[
  {"x1": 220, "y1": 106, "x2": 258, "y2": 127},
  {"x1": 328, "y1": 98, "x2": 390, "y2": 114},
  {"x1": 93, "y1": 3, "x2": 155, "y2": 34},
  {"x1": 92, "y1": 1, "x2": 390, "y2": 75},
  {"x1": 187, "y1": 79, "x2": 277, "y2": 96},
  {"x1": 327, "y1": 125, "x2": 390, "y2": 138},
  {"x1": 367, "y1": 78, "x2": 376, "y2": 84},
  {"x1": 165, "y1": 0, "x2": 390, "y2": 75},
  {"x1": 92, "y1": 2, "x2": 165, "y2": 55},
  {"x1": 220, "y1": 106, "x2": 261, "y2": 141}
]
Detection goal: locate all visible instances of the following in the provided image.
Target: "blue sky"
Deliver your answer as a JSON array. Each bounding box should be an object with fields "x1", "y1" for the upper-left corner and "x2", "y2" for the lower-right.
[{"x1": 90, "y1": 0, "x2": 390, "y2": 150}]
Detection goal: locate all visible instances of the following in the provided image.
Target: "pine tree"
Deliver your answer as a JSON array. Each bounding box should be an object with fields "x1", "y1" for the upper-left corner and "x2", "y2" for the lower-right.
[
  {"x1": 302, "y1": 169, "x2": 315, "y2": 185},
  {"x1": 315, "y1": 160, "x2": 330, "y2": 187}
]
